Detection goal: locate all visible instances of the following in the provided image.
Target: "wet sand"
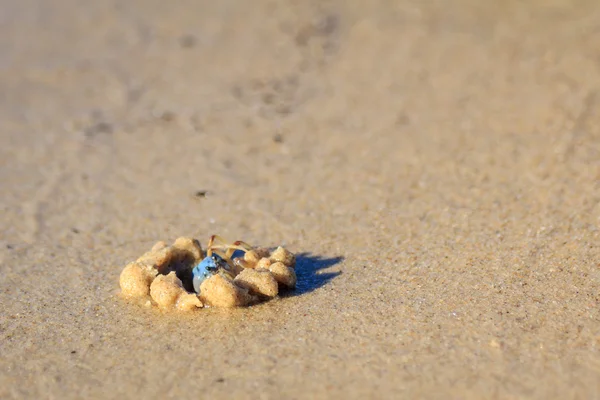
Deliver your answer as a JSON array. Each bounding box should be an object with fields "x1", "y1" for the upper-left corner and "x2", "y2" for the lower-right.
[{"x1": 1, "y1": 0, "x2": 600, "y2": 398}]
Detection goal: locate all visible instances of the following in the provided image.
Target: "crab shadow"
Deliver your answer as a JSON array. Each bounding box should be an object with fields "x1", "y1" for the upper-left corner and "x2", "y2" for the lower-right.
[{"x1": 285, "y1": 252, "x2": 343, "y2": 296}]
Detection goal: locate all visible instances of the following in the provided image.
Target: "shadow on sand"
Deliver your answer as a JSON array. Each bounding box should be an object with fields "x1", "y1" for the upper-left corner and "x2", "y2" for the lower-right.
[{"x1": 286, "y1": 252, "x2": 343, "y2": 296}]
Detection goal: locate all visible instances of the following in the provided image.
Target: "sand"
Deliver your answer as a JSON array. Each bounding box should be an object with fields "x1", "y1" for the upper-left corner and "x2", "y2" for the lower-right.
[{"x1": 1, "y1": 0, "x2": 600, "y2": 398}]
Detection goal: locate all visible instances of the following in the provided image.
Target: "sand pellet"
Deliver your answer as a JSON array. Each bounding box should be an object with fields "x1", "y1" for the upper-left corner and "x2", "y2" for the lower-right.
[
  {"x1": 243, "y1": 250, "x2": 261, "y2": 265},
  {"x1": 120, "y1": 262, "x2": 156, "y2": 298},
  {"x1": 136, "y1": 246, "x2": 175, "y2": 274},
  {"x1": 256, "y1": 257, "x2": 272, "y2": 269},
  {"x1": 234, "y1": 268, "x2": 279, "y2": 298},
  {"x1": 150, "y1": 272, "x2": 184, "y2": 309},
  {"x1": 200, "y1": 274, "x2": 254, "y2": 308},
  {"x1": 269, "y1": 262, "x2": 297, "y2": 288},
  {"x1": 176, "y1": 292, "x2": 203, "y2": 311},
  {"x1": 270, "y1": 246, "x2": 296, "y2": 268},
  {"x1": 172, "y1": 236, "x2": 204, "y2": 262}
]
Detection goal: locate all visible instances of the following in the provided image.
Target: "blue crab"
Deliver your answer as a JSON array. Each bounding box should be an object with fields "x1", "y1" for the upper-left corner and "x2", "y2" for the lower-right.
[{"x1": 192, "y1": 235, "x2": 254, "y2": 294}]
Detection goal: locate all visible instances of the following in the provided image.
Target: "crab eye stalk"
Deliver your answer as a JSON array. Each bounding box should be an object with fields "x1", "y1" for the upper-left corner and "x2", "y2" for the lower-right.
[
  {"x1": 211, "y1": 253, "x2": 229, "y2": 271},
  {"x1": 206, "y1": 265, "x2": 218, "y2": 272}
]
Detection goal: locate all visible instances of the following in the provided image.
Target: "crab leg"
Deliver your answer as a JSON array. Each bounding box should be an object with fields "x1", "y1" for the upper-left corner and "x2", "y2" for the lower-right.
[
  {"x1": 207, "y1": 235, "x2": 253, "y2": 258},
  {"x1": 206, "y1": 235, "x2": 227, "y2": 256},
  {"x1": 209, "y1": 244, "x2": 251, "y2": 258},
  {"x1": 233, "y1": 240, "x2": 253, "y2": 251}
]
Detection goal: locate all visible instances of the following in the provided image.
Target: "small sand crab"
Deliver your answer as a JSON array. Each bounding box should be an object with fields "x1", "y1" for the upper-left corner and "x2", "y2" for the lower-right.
[
  {"x1": 192, "y1": 235, "x2": 253, "y2": 293},
  {"x1": 119, "y1": 235, "x2": 297, "y2": 309}
]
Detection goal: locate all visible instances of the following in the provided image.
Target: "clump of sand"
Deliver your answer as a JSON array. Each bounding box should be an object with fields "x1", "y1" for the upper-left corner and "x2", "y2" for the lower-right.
[{"x1": 119, "y1": 236, "x2": 296, "y2": 310}]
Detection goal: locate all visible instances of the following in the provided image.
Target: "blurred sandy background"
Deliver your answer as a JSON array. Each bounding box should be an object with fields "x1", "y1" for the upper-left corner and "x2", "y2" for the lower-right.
[{"x1": 1, "y1": 0, "x2": 600, "y2": 398}]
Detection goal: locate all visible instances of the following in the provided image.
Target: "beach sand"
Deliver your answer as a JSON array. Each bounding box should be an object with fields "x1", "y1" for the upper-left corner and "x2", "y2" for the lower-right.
[{"x1": 1, "y1": 0, "x2": 600, "y2": 398}]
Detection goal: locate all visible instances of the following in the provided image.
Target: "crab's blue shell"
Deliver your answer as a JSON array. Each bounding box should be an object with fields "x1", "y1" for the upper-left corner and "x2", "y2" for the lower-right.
[{"x1": 192, "y1": 256, "x2": 217, "y2": 293}]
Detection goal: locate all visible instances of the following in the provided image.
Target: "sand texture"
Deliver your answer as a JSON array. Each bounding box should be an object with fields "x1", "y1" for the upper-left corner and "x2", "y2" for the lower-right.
[{"x1": 1, "y1": 0, "x2": 600, "y2": 398}]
